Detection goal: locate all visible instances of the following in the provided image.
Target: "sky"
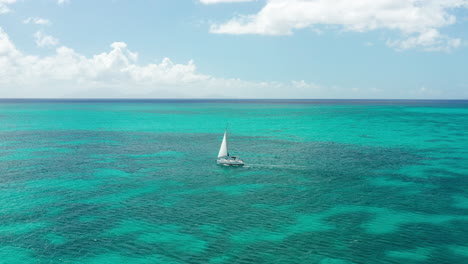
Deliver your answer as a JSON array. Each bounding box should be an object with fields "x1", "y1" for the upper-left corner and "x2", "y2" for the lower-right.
[{"x1": 0, "y1": 0, "x2": 467, "y2": 99}]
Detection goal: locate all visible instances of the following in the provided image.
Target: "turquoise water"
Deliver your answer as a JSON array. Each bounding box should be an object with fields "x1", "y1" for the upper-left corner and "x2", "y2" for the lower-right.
[{"x1": 0, "y1": 99, "x2": 467, "y2": 264}]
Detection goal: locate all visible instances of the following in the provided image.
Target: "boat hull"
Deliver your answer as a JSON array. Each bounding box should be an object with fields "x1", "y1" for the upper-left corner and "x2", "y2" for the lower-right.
[{"x1": 217, "y1": 157, "x2": 245, "y2": 166}]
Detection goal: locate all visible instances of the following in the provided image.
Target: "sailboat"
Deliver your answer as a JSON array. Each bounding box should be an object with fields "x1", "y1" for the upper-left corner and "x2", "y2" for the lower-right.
[{"x1": 217, "y1": 128, "x2": 244, "y2": 166}]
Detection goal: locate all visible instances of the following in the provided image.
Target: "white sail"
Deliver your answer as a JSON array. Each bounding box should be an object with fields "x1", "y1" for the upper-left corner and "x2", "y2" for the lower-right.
[{"x1": 217, "y1": 130, "x2": 228, "y2": 158}]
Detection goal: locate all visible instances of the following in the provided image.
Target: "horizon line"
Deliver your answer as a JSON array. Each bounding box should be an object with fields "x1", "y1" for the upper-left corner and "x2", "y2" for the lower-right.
[{"x1": 0, "y1": 98, "x2": 467, "y2": 101}]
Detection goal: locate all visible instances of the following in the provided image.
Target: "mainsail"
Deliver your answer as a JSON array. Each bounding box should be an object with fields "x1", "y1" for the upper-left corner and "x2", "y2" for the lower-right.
[{"x1": 217, "y1": 130, "x2": 229, "y2": 158}]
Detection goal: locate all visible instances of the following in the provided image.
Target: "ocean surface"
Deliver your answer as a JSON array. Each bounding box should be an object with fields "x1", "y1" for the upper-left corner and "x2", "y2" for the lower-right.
[{"x1": 0, "y1": 99, "x2": 467, "y2": 264}]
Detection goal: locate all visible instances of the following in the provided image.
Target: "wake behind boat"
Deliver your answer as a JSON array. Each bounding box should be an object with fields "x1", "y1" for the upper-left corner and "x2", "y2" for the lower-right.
[{"x1": 217, "y1": 128, "x2": 244, "y2": 166}]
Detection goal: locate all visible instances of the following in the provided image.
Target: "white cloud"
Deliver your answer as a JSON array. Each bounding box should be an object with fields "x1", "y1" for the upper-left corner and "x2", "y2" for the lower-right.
[
  {"x1": 0, "y1": 0, "x2": 17, "y2": 14},
  {"x1": 57, "y1": 0, "x2": 69, "y2": 5},
  {"x1": 23, "y1": 17, "x2": 51, "y2": 25},
  {"x1": 200, "y1": 0, "x2": 254, "y2": 4},
  {"x1": 34, "y1": 31, "x2": 59, "y2": 47},
  {"x1": 209, "y1": 0, "x2": 468, "y2": 51},
  {"x1": 387, "y1": 29, "x2": 461, "y2": 52}
]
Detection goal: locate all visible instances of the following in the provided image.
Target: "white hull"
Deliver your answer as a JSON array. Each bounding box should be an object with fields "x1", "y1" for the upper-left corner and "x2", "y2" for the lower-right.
[{"x1": 217, "y1": 157, "x2": 244, "y2": 166}]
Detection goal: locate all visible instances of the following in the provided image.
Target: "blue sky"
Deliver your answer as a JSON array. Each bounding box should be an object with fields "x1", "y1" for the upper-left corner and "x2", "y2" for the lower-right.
[{"x1": 0, "y1": 0, "x2": 467, "y2": 99}]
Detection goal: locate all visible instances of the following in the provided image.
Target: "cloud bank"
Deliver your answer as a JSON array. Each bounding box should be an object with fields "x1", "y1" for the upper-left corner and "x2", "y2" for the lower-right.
[
  {"x1": 1, "y1": 27, "x2": 344, "y2": 98},
  {"x1": 0, "y1": 27, "x2": 457, "y2": 99},
  {"x1": 209, "y1": 0, "x2": 468, "y2": 51}
]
